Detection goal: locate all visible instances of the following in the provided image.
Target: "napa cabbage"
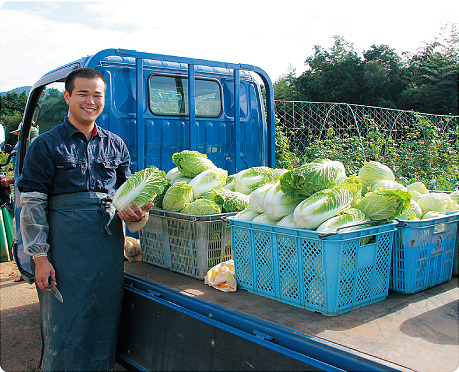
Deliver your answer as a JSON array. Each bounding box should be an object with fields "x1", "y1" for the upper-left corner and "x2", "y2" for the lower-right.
[
  {"x1": 263, "y1": 182, "x2": 303, "y2": 220},
  {"x1": 276, "y1": 213, "x2": 296, "y2": 228},
  {"x1": 358, "y1": 161, "x2": 395, "y2": 192},
  {"x1": 316, "y1": 208, "x2": 368, "y2": 233},
  {"x1": 369, "y1": 179, "x2": 407, "y2": 192},
  {"x1": 354, "y1": 189, "x2": 411, "y2": 221},
  {"x1": 214, "y1": 190, "x2": 250, "y2": 212},
  {"x1": 181, "y1": 199, "x2": 221, "y2": 215},
  {"x1": 166, "y1": 167, "x2": 185, "y2": 183},
  {"x1": 249, "y1": 183, "x2": 276, "y2": 213},
  {"x1": 293, "y1": 186, "x2": 354, "y2": 229},
  {"x1": 397, "y1": 199, "x2": 423, "y2": 220},
  {"x1": 417, "y1": 192, "x2": 450, "y2": 214},
  {"x1": 162, "y1": 181, "x2": 194, "y2": 212},
  {"x1": 280, "y1": 158, "x2": 346, "y2": 198},
  {"x1": 252, "y1": 213, "x2": 280, "y2": 225},
  {"x1": 406, "y1": 182, "x2": 428, "y2": 195},
  {"x1": 420, "y1": 192, "x2": 458, "y2": 211},
  {"x1": 233, "y1": 208, "x2": 261, "y2": 221},
  {"x1": 422, "y1": 211, "x2": 446, "y2": 219},
  {"x1": 222, "y1": 175, "x2": 235, "y2": 191},
  {"x1": 450, "y1": 191, "x2": 459, "y2": 203},
  {"x1": 113, "y1": 166, "x2": 168, "y2": 211},
  {"x1": 338, "y1": 175, "x2": 363, "y2": 205},
  {"x1": 172, "y1": 150, "x2": 216, "y2": 178},
  {"x1": 189, "y1": 168, "x2": 228, "y2": 199},
  {"x1": 233, "y1": 166, "x2": 278, "y2": 194}
]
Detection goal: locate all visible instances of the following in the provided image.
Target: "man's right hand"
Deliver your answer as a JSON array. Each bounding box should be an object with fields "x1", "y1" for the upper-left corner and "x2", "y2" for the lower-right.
[{"x1": 33, "y1": 256, "x2": 56, "y2": 292}]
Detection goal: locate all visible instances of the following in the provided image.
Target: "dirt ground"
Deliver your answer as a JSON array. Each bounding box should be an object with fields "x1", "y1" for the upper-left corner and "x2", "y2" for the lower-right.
[{"x1": 0, "y1": 260, "x2": 41, "y2": 372}]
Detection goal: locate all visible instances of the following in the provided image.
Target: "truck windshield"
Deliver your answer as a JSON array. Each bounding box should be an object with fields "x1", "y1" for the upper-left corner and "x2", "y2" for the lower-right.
[{"x1": 149, "y1": 75, "x2": 222, "y2": 117}]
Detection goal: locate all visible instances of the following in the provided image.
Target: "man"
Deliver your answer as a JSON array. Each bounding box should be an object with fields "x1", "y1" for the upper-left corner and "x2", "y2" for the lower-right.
[{"x1": 17, "y1": 68, "x2": 150, "y2": 371}]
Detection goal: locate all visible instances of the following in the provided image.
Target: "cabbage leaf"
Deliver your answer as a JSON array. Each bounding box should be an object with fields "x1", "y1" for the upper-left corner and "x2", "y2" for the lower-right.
[
  {"x1": 162, "y1": 181, "x2": 194, "y2": 212},
  {"x1": 233, "y1": 166, "x2": 278, "y2": 194},
  {"x1": 280, "y1": 158, "x2": 346, "y2": 198},
  {"x1": 181, "y1": 199, "x2": 221, "y2": 215},
  {"x1": 189, "y1": 168, "x2": 228, "y2": 199},
  {"x1": 354, "y1": 189, "x2": 411, "y2": 221},
  {"x1": 172, "y1": 150, "x2": 216, "y2": 178},
  {"x1": 293, "y1": 186, "x2": 353, "y2": 229},
  {"x1": 316, "y1": 208, "x2": 368, "y2": 233}
]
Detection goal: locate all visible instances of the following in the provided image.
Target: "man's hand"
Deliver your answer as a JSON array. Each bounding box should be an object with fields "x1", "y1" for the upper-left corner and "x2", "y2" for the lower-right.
[
  {"x1": 117, "y1": 201, "x2": 153, "y2": 222},
  {"x1": 34, "y1": 256, "x2": 56, "y2": 292}
]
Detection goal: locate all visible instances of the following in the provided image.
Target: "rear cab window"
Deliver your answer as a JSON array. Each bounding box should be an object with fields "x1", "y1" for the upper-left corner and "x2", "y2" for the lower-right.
[{"x1": 148, "y1": 74, "x2": 222, "y2": 117}]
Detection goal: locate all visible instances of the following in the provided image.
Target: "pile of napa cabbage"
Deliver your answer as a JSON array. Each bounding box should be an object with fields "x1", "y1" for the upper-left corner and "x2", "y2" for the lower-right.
[
  {"x1": 234, "y1": 159, "x2": 458, "y2": 233},
  {"x1": 113, "y1": 152, "x2": 458, "y2": 221}
]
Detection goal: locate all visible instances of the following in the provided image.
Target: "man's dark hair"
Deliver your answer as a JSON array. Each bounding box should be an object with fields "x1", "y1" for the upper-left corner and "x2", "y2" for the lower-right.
[{"x1": 65, "y1": 68, "x2": 107, "y2": 96}]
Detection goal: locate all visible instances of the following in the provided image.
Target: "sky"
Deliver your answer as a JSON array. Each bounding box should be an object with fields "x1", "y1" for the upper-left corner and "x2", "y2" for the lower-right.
[{"x1": 0, "y1": 0, "x2": 458, "y2": 92}]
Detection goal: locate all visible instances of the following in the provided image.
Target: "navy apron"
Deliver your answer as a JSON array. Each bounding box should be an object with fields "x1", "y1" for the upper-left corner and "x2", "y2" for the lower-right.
[{"x1": 35, "y1": 192, "x2": 125, "y2": 372}]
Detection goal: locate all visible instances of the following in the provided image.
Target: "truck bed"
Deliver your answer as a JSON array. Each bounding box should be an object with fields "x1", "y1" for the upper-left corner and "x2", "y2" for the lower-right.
[{"x1": 122, "y1": 261, "x2": 458, "y2": 372}]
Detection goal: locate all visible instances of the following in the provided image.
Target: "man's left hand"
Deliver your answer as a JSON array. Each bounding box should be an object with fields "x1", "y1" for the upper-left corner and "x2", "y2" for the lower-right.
[{"x1": 118, "y1": 201, "x2": 153, "y2": 222}]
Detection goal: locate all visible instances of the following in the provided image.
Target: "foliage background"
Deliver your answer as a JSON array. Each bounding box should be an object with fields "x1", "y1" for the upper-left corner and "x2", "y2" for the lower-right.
[{"x1": 274, "y1": 25, "x2": 458, "y2": 116}]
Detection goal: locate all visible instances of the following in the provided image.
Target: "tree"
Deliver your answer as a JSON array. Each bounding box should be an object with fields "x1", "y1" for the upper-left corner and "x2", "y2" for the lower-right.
[
  {"x1": 361, "y1": 44, "x2": 407, "y2": 108},
  {"x1": 401, "y1": 24, "x2": 458, "y2": 115},
  {"x1": 296, "y1": 36, "x2": 364, "y2": 104},
  {"x1": 273, "y1": 66, "x2": 300, "y2": 101},
  {"x1": 0, "y1": 92, "x2": 28, "y2": 149}
]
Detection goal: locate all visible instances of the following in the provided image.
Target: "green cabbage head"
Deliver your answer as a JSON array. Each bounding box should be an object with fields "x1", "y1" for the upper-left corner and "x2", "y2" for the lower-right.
[{"x1": 113, "y1": 166, "x2": 168, "y2": 211}]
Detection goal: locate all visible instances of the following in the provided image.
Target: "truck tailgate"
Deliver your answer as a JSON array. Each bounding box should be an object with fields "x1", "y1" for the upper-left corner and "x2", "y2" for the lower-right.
[{"x1": 121, "y1": 261, "x2": 458, "y2": 372}]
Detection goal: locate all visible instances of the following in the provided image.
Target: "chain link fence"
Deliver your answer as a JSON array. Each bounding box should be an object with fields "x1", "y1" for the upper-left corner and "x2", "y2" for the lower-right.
[
  {"x1": 275, "y1": 100, "x2": 459, "y2": 159},
  {"x1": 273, "y1": 100, "x2": 459, "y2": 188}
]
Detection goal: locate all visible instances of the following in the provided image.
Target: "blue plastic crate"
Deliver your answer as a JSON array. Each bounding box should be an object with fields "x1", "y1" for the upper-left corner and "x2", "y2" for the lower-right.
[
  {"x1": 228, "y1": 218, "x2": 397, "y2": 316},
  {"x1": 390, "y1": 212, "x2": 459, "y2": 294}
]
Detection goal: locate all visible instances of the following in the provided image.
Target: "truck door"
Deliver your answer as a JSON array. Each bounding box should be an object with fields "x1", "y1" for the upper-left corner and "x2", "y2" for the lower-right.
[{"x1": 13, "y1": 81, "x2": 69, "y2": 281}]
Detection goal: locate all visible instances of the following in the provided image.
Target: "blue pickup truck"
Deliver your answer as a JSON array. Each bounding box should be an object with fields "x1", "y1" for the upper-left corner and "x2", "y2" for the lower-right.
[{"x1": 6, "y1": 49, "x2": 458, "y2": 372}]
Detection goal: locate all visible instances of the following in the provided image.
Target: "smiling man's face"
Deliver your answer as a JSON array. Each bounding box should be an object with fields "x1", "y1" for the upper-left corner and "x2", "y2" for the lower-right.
[{"x1": 64, "y1": 76, "x2": 105, "y2": 128}]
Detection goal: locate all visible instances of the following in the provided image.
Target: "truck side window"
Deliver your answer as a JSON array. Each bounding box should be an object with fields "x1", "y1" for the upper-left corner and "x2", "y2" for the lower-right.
[{"x1": 149, "y1": 75, "x2": 222, "y2": 117}]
